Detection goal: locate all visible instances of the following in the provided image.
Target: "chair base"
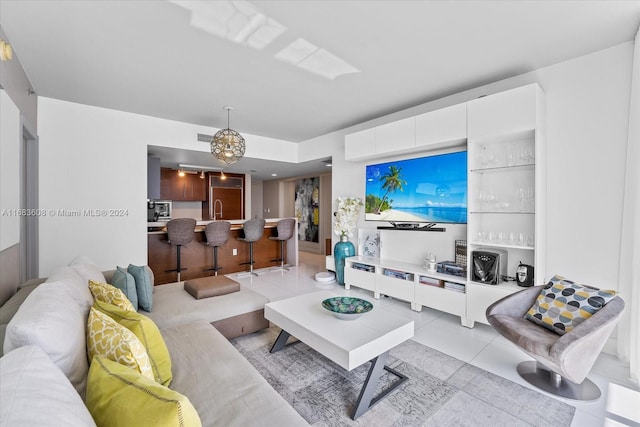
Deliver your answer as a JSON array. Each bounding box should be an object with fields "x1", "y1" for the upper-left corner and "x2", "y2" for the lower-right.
[
  {"x1": 270, "y1": 265, "x2": 290, "y2": 272},
  {"x1": 236, "y1": 270, "x2": 259, "y2": 278},
  {"x1": 517, "y1": 361, "x2": 601, "y2": 401},
  {"x1": 165, "y1": 244, "x2": 187, "y2": 282},
  {"x1": 269, "y1": 239, "x2": 290, "y2": 271},
  {"x1": 165, "y1": 268, "x2": 187, "y2": 282},
  {"x1": 204, "y1": 266, "x2": 222, "y2": 276}
]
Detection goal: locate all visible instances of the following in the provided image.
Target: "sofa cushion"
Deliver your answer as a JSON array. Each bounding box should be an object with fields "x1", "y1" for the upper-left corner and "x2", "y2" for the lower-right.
[
  {"x1": 111, "y1": 266, "x2": 139, "y2": 311},
  {"x1": 94, "y1": 299, "x2": 172, "y2": 386},
  {"x1": 0, "y1": 345, "x2": 96, "y2": 426},
  {"x1": 47, "y1": 265, "x2": 94, "y2": 316},
  {"x1": 162, "y1": 320, "x2": 307, "y2": 426},
  {"x1": 87, "y1": 308, "x2": 154, "y2": 380},
  {"x1": 89, "y1": 280, "x2": 135, "y2": 311},
  {"x1": 525, "y1": 275, "x2": 617, "y2": 335},
  {"x1": 69, "y1": 255, "x2": 106, "y2": 284},
  {"x1": 3, "y1": 281, "x2": 89, "y2": 397},
  {"x1": 0, "y1": 282, "x2": 40, "y2": 326},
  {"x1": 184, "y1": 275, "x2": 240, "y2": 300},
  {"x1": 144, "y1": 282, "x2": 267, "y2": 330},
  {"x1": 86, "y1": 355, "x2": 201, "y2": 427},
  {"x1": 128, "y1": 264, "x2": 154, "y2": 312}
]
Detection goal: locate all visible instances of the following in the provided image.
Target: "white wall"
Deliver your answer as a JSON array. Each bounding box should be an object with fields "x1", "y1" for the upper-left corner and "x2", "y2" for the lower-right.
[
  {"x1": 37, "y1": 97, "x2": 303, "y2": 275},
  {"x1": 280, "y1": 181, "x2": 295, "y2": 218},
  {"x1": 0, "y1": 89, "x2": 20, "y2": 250},
  {"x1": 38, "y1": 98, "x2": 148, "y2": 275},
  {"x1": 250, "y1": 178, "x2": 263, "y2": 219},
  {"x1": 262, "y1": 180, "x2": 279, "y2": 217},
  {"x1": 315, "y1": 42, "x2": 633, "y2": 290}
]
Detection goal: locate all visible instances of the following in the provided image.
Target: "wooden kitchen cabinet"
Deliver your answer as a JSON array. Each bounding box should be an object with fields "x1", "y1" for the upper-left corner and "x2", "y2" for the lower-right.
[
  {"x1": 160, "y1": 168, "x2": 173, "y2": 200},
  {"x1": 160, "y1": 168, "x2": 207, "y2": 201}
]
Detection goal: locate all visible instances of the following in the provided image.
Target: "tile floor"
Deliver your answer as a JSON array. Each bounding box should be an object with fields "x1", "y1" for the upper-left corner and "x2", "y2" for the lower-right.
[{"x1": 233, "y1": 252, "x2": 640, "y2": 427}]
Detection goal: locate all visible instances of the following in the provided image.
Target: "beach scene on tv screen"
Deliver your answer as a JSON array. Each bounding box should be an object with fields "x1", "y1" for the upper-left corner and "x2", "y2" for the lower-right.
[{"x1": 365, "y1": 151, "x2": 467, "y2": 224}]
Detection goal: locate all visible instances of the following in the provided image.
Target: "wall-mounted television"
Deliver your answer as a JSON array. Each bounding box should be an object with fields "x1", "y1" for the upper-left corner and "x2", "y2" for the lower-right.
[{"x1": 365, "y1": 151, "x2": 467, "y2": 224}]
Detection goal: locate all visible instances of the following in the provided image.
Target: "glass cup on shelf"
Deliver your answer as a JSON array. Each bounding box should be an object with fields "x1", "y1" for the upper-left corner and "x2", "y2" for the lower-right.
[
  {"x1": 517, "y1": 188, "x2": 526, "y2": 212},
  {"x1": 480, "y1": 145, "x2": 497, "y2": 168},
  {"x1": 477, "y1": 191, "x2": 487, "y2": 210},
  {"x1": 521, "y1": 145, "x2": 534, "y2": 165},
  {"x1": 506, "y1": 145, "x2": 516, "y2": 167},
  {"x1": 526, "y1": 235, "x2": 535, "y2": 247},
  {"x1": 526, "y1": 188, "x2": 535, "y2": 212}
]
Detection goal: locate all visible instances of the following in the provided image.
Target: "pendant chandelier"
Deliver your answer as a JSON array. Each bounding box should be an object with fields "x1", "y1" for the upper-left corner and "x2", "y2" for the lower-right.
[{"x1": 211, "y1": 106, "x2": 245, "y2": 165}]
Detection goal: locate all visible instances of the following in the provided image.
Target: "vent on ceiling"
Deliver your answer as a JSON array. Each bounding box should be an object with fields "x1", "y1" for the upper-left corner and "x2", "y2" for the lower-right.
[{"x1": 197, "y1": 133, "x2": 213, "y2": 142}]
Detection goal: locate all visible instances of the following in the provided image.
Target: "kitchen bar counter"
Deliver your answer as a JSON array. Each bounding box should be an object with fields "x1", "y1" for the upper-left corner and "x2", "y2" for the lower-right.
[{"x1": 148, "y1": 218, "x2": 298, "y2": 285}]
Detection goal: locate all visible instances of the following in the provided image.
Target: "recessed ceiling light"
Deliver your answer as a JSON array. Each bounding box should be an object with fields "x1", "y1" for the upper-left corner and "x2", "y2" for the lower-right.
[{"x1": 271, "y1": 173, "x2": 278, "y2": 177}]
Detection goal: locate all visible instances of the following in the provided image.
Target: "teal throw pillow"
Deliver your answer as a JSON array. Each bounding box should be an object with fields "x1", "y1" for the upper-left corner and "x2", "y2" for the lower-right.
[
  {"x1": 111, "y1": 267, "x2": 138, "y2": 311},
  {"x1": 128, "y1": 264, "x2": 154, "y2": 312}
]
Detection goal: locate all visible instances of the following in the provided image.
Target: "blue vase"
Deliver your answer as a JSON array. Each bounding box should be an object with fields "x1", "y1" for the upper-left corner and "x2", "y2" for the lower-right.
[{"x1": 334, "y1": 235, "x2": 355, "y2": 286}]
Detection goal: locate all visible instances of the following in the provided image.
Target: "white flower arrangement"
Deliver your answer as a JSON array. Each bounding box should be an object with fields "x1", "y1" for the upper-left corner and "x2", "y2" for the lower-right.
[{"x1": 334, "y1": 197, "x2": 364, "y2": 238}]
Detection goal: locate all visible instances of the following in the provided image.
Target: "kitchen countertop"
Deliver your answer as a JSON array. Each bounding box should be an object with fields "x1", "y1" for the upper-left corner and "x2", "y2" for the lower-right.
[{"x1": 147, "y1": 218, "x2": 293, "y2": 234}]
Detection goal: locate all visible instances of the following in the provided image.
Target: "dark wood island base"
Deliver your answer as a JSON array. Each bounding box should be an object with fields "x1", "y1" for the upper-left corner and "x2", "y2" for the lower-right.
[{"x1": 148, "y1": 220, "x2": 297, "y2": 285}]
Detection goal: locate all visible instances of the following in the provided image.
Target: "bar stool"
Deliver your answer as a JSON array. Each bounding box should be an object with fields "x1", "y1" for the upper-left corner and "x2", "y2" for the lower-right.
[
  {"x1": 237, "y1": 218, "x2": 265, "y2": 276},
  {"x1": 203, "y1": 221, "x2": 231, "y2": 276},
  {"x1": 165, "y1": 218, "x2": 196, "y2": 282},
  {"x1": 269, "y1": 218, "x2": 296, "y2": 271}
]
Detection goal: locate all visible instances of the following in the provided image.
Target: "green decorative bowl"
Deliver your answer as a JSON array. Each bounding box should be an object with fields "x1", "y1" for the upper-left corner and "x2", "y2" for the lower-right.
[{"x1": 321, "y1": 296, "x2": 373, "y2": 320}]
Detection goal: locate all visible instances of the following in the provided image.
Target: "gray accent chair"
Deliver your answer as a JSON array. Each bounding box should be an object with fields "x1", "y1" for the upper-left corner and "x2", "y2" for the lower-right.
[
  {"x1": 203, "y1": 221, "x2": 231, "y2": 276},
  {"x1": 268, "y1": 218, "x2": 296, "y2": 271},
  {"x1": 237, "y1": 219, "x2": 266, "y2": 276},
  {"x1": 486, "y1": 285, "x2": 625, "y2": 401},
  {"x1": 165, "y1": 218, "x2": 197, "y2": 281}
]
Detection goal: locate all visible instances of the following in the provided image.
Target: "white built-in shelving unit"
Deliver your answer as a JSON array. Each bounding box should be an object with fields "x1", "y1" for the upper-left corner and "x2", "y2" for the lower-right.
[
  {"x1": 339, "y1": 83, "x2": 546, "y2": 328},
  {"x1": 465, "y1": 84, "x2": 546, "y2": 326}
]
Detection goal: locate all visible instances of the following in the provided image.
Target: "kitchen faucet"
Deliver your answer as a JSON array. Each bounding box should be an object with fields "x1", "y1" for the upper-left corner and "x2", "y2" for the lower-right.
[{"x1": 213, "y1": 198, "x2": 223, "y2": 220}]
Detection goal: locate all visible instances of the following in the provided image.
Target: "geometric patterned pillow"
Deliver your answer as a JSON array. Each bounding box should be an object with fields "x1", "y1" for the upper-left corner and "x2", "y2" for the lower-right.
[
  {"x1": 86, "y1": 308, "x2": 154, "y2": 380},
  {"x1": 93, "y1": 299, "x2": 172, "y2": 386},
  {"x1": 88, "y1": 280, "x2": 135, "y2": 312},
  {"x1": 525, "y1": 274, "x2": 617, "y2": 335}
]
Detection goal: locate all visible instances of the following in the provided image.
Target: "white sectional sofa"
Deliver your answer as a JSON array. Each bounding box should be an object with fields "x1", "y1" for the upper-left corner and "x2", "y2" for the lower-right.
[{"x1": 0, "y1": 258, "x2": 307, "y2": 427}]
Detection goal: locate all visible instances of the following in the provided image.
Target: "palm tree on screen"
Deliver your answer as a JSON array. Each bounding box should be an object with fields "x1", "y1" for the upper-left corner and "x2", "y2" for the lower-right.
[{"x1": 375, "y1": 166, "x2": 406, "y2": 214}]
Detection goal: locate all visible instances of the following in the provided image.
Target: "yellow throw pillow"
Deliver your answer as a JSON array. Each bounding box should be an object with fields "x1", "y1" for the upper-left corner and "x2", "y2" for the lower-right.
[
  {"x1": 86, "y1": 356, "x2": 201, "y2": 427},
  {"x1": 93, "y1": 299, "x2": 172, "y2": 386},
  {"x1": 86, "y1": 308, "x2": 154, "y2": 380},
  {"x1": 88, "y1": 280, "x2": 135, "y2": 311}
]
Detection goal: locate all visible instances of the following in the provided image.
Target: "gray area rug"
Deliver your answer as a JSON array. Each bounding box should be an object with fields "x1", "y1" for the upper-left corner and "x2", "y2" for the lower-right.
[{"x1": 231, "y1": 330, "x2": 576, "y2": 427}]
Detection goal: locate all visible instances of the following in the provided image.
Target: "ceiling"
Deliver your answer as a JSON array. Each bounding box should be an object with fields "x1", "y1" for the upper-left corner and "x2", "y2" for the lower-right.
[
  {"x1": 147, "y1": 144, "x2": 332, "y2": 181},
  {"x1": 2, "y1": 1, "x2": 640, "y2": 179}
]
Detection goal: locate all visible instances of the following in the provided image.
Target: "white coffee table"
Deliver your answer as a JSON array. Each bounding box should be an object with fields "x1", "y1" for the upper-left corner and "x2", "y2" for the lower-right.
[{"x1": 264, "y1": 291, "x2": 414, "y2": 420}]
